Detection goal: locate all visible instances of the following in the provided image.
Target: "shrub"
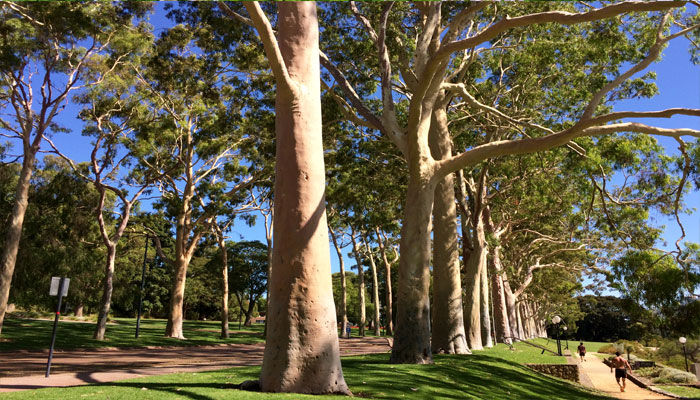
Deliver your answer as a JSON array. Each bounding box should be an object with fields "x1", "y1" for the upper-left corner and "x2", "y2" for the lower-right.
[
  {"x1": 597, "y1": 344, "x2": 619, "y2": 354},
  {"x1": 636, "y1": 367, "x2": 663, "y2": 378},
  {"x1": 652, "y1": 368, "x2": 698, "y2": 384}
]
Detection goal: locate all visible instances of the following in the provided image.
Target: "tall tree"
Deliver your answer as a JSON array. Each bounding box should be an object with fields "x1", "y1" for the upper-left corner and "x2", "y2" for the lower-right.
[
  {"x1": 322, "y1": 1, "x2": 700, "y2": 363},
  {"x1": 237, "y1": 2, "x2": 350, "y2": 393},
  {"x1": 0, "y1": 1, "x2": 150, "y2": 334}
]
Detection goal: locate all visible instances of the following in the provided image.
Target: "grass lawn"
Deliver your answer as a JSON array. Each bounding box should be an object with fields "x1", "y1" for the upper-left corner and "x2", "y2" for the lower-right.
[
  {"x1": 0, "y1": 316, "x2": 265, "y2": 352},
  {"x1": 473, "y1": 342, "x2": 567, "y2": 364},
  {"x1": 655, "y1": 385, "x2": 700, "y2": 398},
  {"x1": 528, "y1": 338, "x2": 611, "y2": 355},
  {"x1": 0, "y1": 353, "x2": 612, "y2": 400}
]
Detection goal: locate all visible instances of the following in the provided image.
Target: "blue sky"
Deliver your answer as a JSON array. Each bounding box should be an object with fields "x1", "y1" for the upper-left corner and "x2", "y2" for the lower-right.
[{"x1": 17, "y1": 6, "x2": 700, "y2": 278}]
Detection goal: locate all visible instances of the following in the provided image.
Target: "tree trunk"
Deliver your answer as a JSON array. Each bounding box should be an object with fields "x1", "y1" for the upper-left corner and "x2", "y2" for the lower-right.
[
  {"x1": 74, "y1": 303, "x2": 84, "y2": 317},
  {"x1": 165, "y1": 253, "x2": 190, "y2": 339},
  {"x1": 350, "y1": 232, "x2": 366, "y2": 337},
  {"x1": 463, "y1": 221, "x2": 486, "y2": 350},
  {"x1": 364, "y1": 238, "x2": 381, "y2": 336},
  {"x1": 329, "y1": 228, "x2": 348, "y2": 338},
  {"x1": 257, "y1": 3, "x2": 348, "y2": 394},
  {"x1": 244, "y1": 297, "x2": 255, "y2": 326},
  {"x1": 480, "y1": 260, "x2": 493, "y2": 348},
  {"x1": 391, "y1": 178, "x2": 435, "y2": 364},
  {"x1": 490, "y1": 246, "x2": 511, "y2": 344},
  {"x1": 0, "y1": 150, "x2": 36, "y2": 335},
  {"x1": 375, "y1": 229, "x2": 393, "y2": 336},
  {"x1": 503, "y1": 277, "x2": 520, "y2": 340},
  {"x1": 94, "y1": 244, "x2": 117, "y2": 340},
  {"x1": 219, "y1": 237, "x2": 229, "y2": 339},
  {"x1": 429, "y1": 107, "x2": 469, "y2": 355}
]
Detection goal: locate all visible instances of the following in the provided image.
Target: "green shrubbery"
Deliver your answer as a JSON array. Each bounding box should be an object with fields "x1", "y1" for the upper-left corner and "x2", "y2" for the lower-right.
[
  {"x1": 597, "y1": 340, "x2": 649, "y2": 359},
  {"x1": 633, "y1": 366, "x2": 697, "y2": 384}
]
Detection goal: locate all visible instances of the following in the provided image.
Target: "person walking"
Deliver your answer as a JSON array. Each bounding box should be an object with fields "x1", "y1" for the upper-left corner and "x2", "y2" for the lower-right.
[
  {"x1": 610, "y1": 351, "x2": 632, "y2": 392},
  {"x1": 577, "y1": 342, "x2": 587, "y2": 362}
]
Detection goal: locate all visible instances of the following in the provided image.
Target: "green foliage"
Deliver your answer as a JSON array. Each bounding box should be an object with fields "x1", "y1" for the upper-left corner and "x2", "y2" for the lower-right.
[{"x1": 652, "y1": 367, "x2": 697, "y2": 384}]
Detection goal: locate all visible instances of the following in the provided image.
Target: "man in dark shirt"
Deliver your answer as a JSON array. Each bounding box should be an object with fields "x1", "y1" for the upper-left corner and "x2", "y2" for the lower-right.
[{"x1": 577, "y1": 342, "x2": 586, "y2": 362}]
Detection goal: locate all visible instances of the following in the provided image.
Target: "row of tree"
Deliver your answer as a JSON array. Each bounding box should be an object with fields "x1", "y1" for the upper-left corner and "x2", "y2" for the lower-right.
[{"x1": 1, "y1": 1, "x2": 699, "y2": 395}]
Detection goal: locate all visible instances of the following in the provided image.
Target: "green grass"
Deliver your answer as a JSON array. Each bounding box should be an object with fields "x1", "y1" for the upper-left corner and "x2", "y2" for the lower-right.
[
  {"x1": 655, "y1": 385, "x2": 700, "y2": 399},
  {"x1": 473, "y1": 342, "x2": 567, "y2": 364},
  {"x1": 0, "y1": 353, "x2": 612, "y2": 400},
  {"x1": 529, "y1": 338, "x2": 611, "y2": 355},
  {"x1": 0, "y1": 316, "x2": 264, "y2": 352}
]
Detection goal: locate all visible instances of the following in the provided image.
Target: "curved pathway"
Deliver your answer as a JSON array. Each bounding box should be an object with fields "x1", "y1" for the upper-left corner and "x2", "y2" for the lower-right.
[
  {"x1": 0, "y1": 337, "x2": 391, "y2": 392},
  {"x1": 578, "y1": 353, "x2": 672, "y2": 400}
]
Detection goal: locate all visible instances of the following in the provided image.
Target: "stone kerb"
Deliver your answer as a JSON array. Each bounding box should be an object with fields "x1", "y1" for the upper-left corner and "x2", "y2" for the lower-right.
[{"x1": 525, "y1": 364, "x2": 579, "y2": 382}]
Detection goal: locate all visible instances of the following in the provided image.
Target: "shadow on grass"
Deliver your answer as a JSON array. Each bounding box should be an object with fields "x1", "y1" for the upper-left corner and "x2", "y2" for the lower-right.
[{"x1": 341, "y1": 353, "x2": 611, "y2": 400}]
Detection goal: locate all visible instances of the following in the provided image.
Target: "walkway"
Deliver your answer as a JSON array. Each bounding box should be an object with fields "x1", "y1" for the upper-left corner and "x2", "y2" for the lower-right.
[
  {"x1": 0, "y1": 337, "x2": 391, "y2": 392},
  {"x1": 578, "y1": 353, "x2": 672, "y2": 400}
]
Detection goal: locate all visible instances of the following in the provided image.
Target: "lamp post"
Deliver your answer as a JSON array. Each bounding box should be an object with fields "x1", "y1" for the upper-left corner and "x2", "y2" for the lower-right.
[
  {"x1": 679, "y1": 337, "x2": 689, "y2": 372},
  {"x1": 563, "y1": 326, "x2": 569, "y2": 350},
  {"x1": 552, "y1": 315, "x2": 562, "y2": 356}
]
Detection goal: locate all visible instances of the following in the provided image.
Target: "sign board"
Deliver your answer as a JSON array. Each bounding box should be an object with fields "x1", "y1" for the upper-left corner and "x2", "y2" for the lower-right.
[{"x1": 49, "y1": 277, "x2": 69, "y2": 297}]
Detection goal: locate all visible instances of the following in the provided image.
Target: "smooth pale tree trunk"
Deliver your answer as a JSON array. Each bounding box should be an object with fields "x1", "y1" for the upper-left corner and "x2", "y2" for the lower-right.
[
  {"x1": 350, "y1": 232, "x2": 366, "y2": 336},
  {"x1": 329, "y1": 228, "x2": 349, "y2": 338},
  {"x1": 375, "y1": 228, "x2": 393, "y2": 336},
  {"x1": 74, "y1": 303, "x2": 84, "y2": 317},
  {"x1": 490, "y1": 246, "x2": 511, "y2": 344},
  {"x1": 503, "y1": 278, "x2": 521, "y2": 340},
  {"x1": 480, "y1": 262, "x2": 493, "y2": 348},
  {"x1": 165, "y1": 253, "x2": 192, "y2": 339},
  {"x1": 463, "y1": 221, "x2": 486, "y2": 350},
  {"x1": 252, "y1": 2, "x2": 349, "y2": 394},
  {"x1": 94, "y1": 245, "x2": 117, "y2": 339},
  {"x1": 0, "y1": 151, "x2": 36, "y2": 335},
  {"x1": 429, "y1": 107, "x2": 469, "y2": 354},
  {"x1": 391, "y1": 178, "x2": 435, "y2": 364},
  {"x1": 217, "y1": 234, "x2": 229, "y2": 338},
  {"x1": 363, "y1": 238, "x2": 381, "y2": 336}
]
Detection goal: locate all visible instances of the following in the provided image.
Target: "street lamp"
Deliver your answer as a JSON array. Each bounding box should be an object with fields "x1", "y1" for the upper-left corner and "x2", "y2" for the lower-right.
[
  {"x1": 679, "y1": 337, "x2": 689, "y2": 372},
  {"x1": 552, "y1": 315, "x2": 562, "y2": 356},
  {"x1": 563, "y1": 326, "x2": 569, "y2": 350}
]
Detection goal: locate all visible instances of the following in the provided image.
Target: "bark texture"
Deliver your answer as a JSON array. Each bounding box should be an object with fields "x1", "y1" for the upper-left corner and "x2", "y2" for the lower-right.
[
  {"x1": 329, "y1": 228, "x2": 349, "y2": 338},
  {"x1": 391, "y1": 178, "x2": 435, "y2": 364},
  {"x1": 480, "y1": 261, "x2": 493, "y2": 348},
  {"x1": 364, "y1": 238, "x2": 381, "y2": 336},
  {"x1": 351, "y1": 232, "x2": 366, "y2": 336},
  {"x1": 463, "y1": 221, "x2": 486, "y2": 350},
  {"x1": 376, "y1": 229, "x2": 393, "y2": 336},
  {"x1": 0, "y1": 151, "x2": 36, "y2": 335},
  {"x1": 94, "y1": 246, "x2": 117, "y2": 340},
  {"x1": 256, "y1": 2, "x2": 348, "y2": 394},
  {"x1": 489, "y1": 246, "x2": 511, "y2": 344},
  {"x1": 217, "y1": 231, "x2": 229, "y2": 339},
  {"x1": 429, "y1": 107, "x2": 469, "y2": 355}
]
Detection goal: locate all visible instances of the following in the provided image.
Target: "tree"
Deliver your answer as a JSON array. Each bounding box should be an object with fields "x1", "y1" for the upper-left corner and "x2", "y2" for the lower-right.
[
  {"x1": 321, "y1": 1, "x2": 700, "y2": 363},
  {"x1": 0, "y1": 1, "x2": 150, "y2": 334},
  {"x1": 236, "y1": 1, "x2": 350, "y2": 393},
  {"x1": 229, "y1": 240, "x2": 267, "y2": 326}
]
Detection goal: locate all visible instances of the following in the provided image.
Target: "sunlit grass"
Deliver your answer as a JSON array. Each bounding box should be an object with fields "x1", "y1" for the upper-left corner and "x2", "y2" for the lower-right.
[
  {"x1": 0, "y1": 316, "x2": 264, "y2": 351},
  {"x1": 0, "y1": 353, "x2": 612, "y2": 400}
]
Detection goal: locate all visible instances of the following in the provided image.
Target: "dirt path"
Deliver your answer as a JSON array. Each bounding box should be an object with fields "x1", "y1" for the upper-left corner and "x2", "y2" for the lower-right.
[
  {"x1": 579, "y1": 353, "x2": 672, "y2": 400},
  {"x1": 0, "y1": 337, "x2": 391, "y2": 392}
]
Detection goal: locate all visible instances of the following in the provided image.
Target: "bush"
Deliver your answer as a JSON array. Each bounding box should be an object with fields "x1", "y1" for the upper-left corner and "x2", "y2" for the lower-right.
[
  {"x1": 652, "y1": 368, "x2": 698, "y2": 384},
  {"x1": 597, "y1": 344, "x2": 620, "y2": 354},
  {"x1": 636, "y1": 367, "x2": 663, "y2": 378}
]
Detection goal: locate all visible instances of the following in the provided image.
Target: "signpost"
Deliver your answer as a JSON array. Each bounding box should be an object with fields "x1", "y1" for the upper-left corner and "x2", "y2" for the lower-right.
[{"x1": 46, "y1": 277, "x2": 69, "y2": 378}]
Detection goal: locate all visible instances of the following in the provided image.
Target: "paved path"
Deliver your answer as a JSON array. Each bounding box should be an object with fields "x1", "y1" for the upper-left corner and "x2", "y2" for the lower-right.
[
  {"x1": 0, "y1": 337, "x2": 391, "y2": 392},
  {"x1": 578, "y1": 353, "x2": 672, "y2": 400}
]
